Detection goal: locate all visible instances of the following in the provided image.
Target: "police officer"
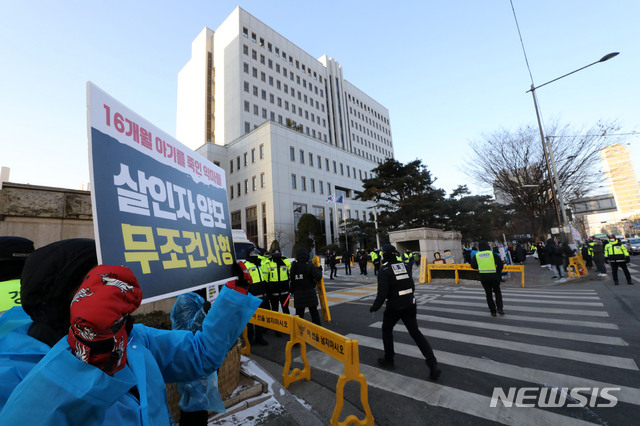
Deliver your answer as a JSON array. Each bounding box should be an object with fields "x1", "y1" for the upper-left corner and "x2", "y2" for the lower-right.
[
  {"x1": 370, "y1": 249, "x2": 381, "y2": 276},
  {"x1": 470, "y1": 240, "x2": 504, "y2": 317},
  {"x1": 0, "y1": 237, "x2": 34, "y2": 311},
  {"x1": 267, "y1": 248, "x2": 292, "y2": 315},
  {"x1": 369, "y1": 244, "x2": 441, "y2": 381},
  {"x1": 402, "y1": 249, "x2": 415, "y2": 276},
  {"x1": 604, "y1": 234, "x2": 633, "y2": 285},
  {"x1": 245, "y1": 247, "x2": 271, "y2": 345},
  {"x1": 290, "y1": 248, "x2": 323, "y2": 325}
]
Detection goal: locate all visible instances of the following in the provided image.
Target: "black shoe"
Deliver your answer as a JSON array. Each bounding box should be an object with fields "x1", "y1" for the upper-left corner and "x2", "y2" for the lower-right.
[
  {"x1": 614, "y1": 282, "x2": 619, "y2": 285},
  {"x1": 377, "y1": 357, "x2": 395, "y2": 370},
  {"x1": 426, "y1": 360, "x2": 441, "y2": 380},
  {"x1": 628, "y1": 282, "x2": 634, "y2": 285},
  {"x1": 429, "y1": 367, "x2": 442, "y2": 381},
  {"x1": 491, "y1": 311, "x2": 497, "y2": 317},
  {"x1": 497, "y1": 309, "x2": 505, "y2": 316}
]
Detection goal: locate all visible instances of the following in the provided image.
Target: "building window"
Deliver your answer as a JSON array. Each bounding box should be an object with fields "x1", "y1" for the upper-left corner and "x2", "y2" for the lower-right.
[
  {"x1": 252, "y1": 176, "x2": 257, "y2": 191},
  {"x1": 317, "y1": 155, "x2": 321, "y2": 169},
  {"x1": 244, "y1": 122, "x2": 250, "y2": 133},
  {"x1": 236, "y1": 156, "x2": 240, "y2": 169},
  {"x1": 291, "y1": 174, "x2": 297, "y2": 190},
  {"x1": 229, "y1": 185, "x2": 234, "y2": 199},
  {"x1": 251, "y1": 148, "x2": 256, "y2": 163},
  {"x1": 260, "y1": 54, "x2": 265, "y2": 65},
  {"x1": 243, "y1": 81, "x2": 249, "y2": 92},
  {"x1": 243, "y1": 153, "x2": 248, "y2": 166},
  {"x1": 325, "y1": 158, "x2": 330, "y2": 171},
  {"x1": 229, "y1": 160, "x2": 234, "y2": 173},
  {"x1": 261, "y1": 90, "x2": 266, "y2": 100},
  {"x1": 262, "y1": 108, "x2": 267, "y2": 118},
  {"x1": 253, "y1": 105, "x2": 258, "y2": 115},
  {"x1": 243, "y1": 63, "x2": 249, "y2": 73},
  {"x1": 319, "y1": 180, "x2": 324, "y2": 194},
  {"x1": 333, "y1": 161, "x2": 337, "y2": 173},
  {"x1": 290, "y1": 147, "x2": 295, "y2": 161},
  {"x1": 243, "y1": 44, "x2": 248, "y2": 55},
  {"x1": 260, "y1": 172, "x2": 265, "y2": 188},
  {"x1": 243, "y1": 27, "x2": 248, "y2": 38},
  {"x1": 259, "y1": 144, "x2": 264, "y2": 159},
  {"x1": 253, "y1": 86, "x2": 258, "y2": 96},
  {"x1": 299, "y1": 149, "x2": 304, "y2": 164},
  {"x1": 252, "y1": 50, "x2": 257, "y2": 60},
  {"x1": 308, "y1": 153, "x2": 313, "y2": 167},
  {"x1": 237, "y1": 182, "x2": 241, "y2": 197},
  {"x1": 244, "y1": 101, "x2": 250, "y2": 112},
  {"x1": 251, "y1": 32, "x2": 256, "y2": 43},
  {"x1": 252, "y1": 67, "x2": 257, "y2": 78},
  {"x1": 301, "y1": 176, "x2": 306, "y2": 191},
  {"x1": 244, "y1": 179, "x2": 248, "y2": 194},
  {"x1": 310, "y1": 178, "x2": 315, "y2": 192},
  {"x1": 327, "y1": 182, "x2": 331, "y2": 194}
]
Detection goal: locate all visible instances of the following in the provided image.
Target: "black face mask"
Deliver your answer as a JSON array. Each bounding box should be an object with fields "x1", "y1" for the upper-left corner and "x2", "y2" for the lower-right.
[{"x1": 272, "y1": 253, "x2": 282, "y2": 260}]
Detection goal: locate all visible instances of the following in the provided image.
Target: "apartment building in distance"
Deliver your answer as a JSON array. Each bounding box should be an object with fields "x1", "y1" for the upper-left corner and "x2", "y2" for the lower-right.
[{"x1": 176, "y1": 7, "x2": 394, "y2": 255}]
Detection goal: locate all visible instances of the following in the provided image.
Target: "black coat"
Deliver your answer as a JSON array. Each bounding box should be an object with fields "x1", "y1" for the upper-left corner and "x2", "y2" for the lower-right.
[
  {"x1": 290, "y1": 259, "x2": 322, "y2": 309},
  {"x1": 545, "y1": 239, "x2": 564, "y2": 266}
]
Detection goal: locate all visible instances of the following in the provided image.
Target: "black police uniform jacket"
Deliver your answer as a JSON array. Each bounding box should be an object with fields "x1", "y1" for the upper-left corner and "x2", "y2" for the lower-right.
[
  {"x1": 290, "y1": 260, "x2": 322, "y2": 309},
  {"x1": 371, "y1": 258, "x2": 415, "y2": 311}
]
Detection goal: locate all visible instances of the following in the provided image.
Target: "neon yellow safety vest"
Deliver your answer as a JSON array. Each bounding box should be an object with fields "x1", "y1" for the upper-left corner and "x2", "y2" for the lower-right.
[
  {"x1": 475, "y1": 251, "x2": 496, "y2": 274},
  {"x1": 0, "y1": 279, "x2": 22, "y2": 311},
  {"x1": 268, "y1": 258, "x2": 291, "y2": 282}
]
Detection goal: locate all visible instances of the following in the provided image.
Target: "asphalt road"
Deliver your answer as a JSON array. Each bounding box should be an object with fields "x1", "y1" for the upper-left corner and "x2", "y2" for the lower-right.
[{"x1": 249, "y1": 259, "x2": 640, "y2": 425}]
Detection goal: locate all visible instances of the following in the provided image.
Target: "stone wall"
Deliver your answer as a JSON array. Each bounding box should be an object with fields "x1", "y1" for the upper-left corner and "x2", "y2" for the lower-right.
[{"x1": 0, "y1": 182, "x2": 94, "y2": 248}]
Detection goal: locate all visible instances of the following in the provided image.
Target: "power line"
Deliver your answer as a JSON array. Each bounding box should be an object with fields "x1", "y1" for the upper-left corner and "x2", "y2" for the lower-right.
[{"x1": 509, "y1": 0, "x2": 535, "y2": 87}]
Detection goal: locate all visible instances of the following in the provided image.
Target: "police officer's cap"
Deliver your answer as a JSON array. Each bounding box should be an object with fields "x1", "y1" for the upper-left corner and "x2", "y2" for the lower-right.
[{"x1": 381, "y1": 244, "x2": 396, "y2": 253}]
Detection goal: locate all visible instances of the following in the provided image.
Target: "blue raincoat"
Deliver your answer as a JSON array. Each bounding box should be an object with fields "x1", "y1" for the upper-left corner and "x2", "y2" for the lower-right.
[
  {"x1": 170, "y1": 292, "x2": 225, "y2": 414},
  {"x1": 0, "y1": 286, "x2": 260, "y2": 425}
]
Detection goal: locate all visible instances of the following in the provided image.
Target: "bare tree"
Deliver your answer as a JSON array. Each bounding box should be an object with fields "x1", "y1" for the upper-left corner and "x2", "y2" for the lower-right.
[{"x1": 465, "y1": 120, "x2": 622, "y2": 237}]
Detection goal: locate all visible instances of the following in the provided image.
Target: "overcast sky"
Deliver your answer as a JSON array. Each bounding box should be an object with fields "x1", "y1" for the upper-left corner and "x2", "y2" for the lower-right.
[{"x1": 1, "y1": 1, "x2": 638, "y2": 195}]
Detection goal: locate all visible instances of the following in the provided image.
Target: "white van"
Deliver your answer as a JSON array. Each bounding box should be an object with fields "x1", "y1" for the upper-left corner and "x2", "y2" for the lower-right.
[{"x1": 232, "y1": 229, "x2": 255, "y2": 261}]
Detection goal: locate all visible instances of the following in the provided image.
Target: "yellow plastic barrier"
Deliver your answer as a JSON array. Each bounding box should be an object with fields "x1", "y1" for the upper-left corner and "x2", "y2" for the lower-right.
[
  {"x1": 426, "y1": 263, "x2": 526, "y2": 287},
  {"x1": 242, "y1": 308, "x2": 374, "y2": 426},
  {"x1": 567, "y1": 254, "x2": 588, "y2": 278},
  {"x1": 317, "y1": 278, "x2": 331, "y2": 322}
]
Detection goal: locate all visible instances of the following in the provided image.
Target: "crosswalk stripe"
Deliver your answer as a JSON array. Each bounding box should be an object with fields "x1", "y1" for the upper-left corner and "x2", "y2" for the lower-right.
[
  {"x1": 347, "y1": 334, "x2": 640, "y2": 407},
  {"x1": 300, "y1": 351, "x2": 597, "y2": 426},
  {"x1": 440, "y1": 295, "x2": 603, "y2": 306},
  {"x1": 415, "y1": 314, "x2": 627, "y2": 345},
  {"x1": 369, "y1": 322, "x2": 639, "y2": 370},
  {"x1": 452, "y1": 290, "x2": 600, "y2": 300},
  {"x1": 332, "y1": 290, "x2": 373, "y2": 296},
  {"x1": 418, "y1": 306, "x2": 619, "y2": 330},
  {"x1": 427, "y1": 300, "x2": 609, "y2": 317}
]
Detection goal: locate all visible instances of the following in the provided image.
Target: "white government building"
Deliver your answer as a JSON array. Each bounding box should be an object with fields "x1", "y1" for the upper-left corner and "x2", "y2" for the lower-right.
[{"x1": 176, "y1": 7, "x2": 394, "y2": 256}]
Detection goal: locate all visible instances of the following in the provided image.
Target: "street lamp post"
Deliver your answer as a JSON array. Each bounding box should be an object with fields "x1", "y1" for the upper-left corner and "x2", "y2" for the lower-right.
[{"x1": 526, "y1": 52, "x2": 619, "y2": 238}]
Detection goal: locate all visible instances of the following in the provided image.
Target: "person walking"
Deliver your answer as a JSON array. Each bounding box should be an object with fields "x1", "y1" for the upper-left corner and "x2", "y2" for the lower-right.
[
  {"x1": 328, "y1": 250, "x2": 338, "y2": 279},
  {"x1": 370, "y1": 249, "x2": 381, "y2": 276},
  {"x1": 604, "y1": 234, "x2": 633, "y2": 285},
  {"x1": 290, "y1": 248, "x2": 323, "y2": 325},
  {"x1": 561, "y1": 240, "x2": 575, "y2": 275},
  {"x1": 369, "y1": 244, "x2": 441, "y2": 381},
  {"x1": 402, "y1": 249, "x2": 415, "y2": 277},
  {"x1": 591, "y1": 239, "x2": 608, "y2": 277},
  {"x1": 342, "y1": 248, "x2": 352, "y2": 275},
  {"x1": 545, "y1": 238, "x2": 565, "y2": 281},
  {"x1": 357, "y1": 248, "x2": 368, "y2": 276},
  {"x1": 470, "y1": 241, "x2": 505, "y2": 317}
]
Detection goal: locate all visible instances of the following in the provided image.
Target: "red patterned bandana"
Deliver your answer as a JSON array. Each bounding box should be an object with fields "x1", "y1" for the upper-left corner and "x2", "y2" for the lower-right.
[{"x1": 67, "y1": 265, "x2": 143, "y2": 375}]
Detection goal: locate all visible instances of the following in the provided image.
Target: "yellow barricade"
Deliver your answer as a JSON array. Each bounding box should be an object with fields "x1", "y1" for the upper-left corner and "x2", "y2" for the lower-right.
[
  {"x1": 426, "y1": 263, "x2": 526, "y2": 287},
  {"x1": 317, "y1": 278, "x2": 331, "y2": 322},
  {"x1": 567, "y1": 254, "x2": 588, "y2": 278},
  {"x1": 242, "y1": 308, "x2": 374, "y2": 426}
]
